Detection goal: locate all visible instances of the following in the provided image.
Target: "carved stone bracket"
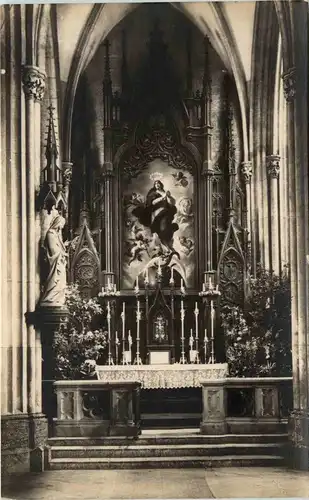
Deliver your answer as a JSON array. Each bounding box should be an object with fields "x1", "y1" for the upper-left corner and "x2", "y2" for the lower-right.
[
  {"x1": 282, "y1": 67, "x2": 296, "y2": 102},
  {"x1": 241, "y1": 161, "x2": 252, "y2": 184},
  {"x1": 22, "y1": 65, "x2": 46, "y2": 102},
  {"x1": 62, "y1": 162, "x2": 73, "y2": 186},
  {"x1": 266, "y1": 155, "x2": 280, "y2": 179}
]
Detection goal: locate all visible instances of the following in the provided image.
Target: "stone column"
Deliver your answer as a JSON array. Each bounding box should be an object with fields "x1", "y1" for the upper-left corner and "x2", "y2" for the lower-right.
[
  {"x1": 282, "y1": 66, "x2": 309, "y2": 470},
  {"x1": 266, "y1": 155, "x2": 280, "y2": 274},
  {"x1": 22, "y1": 65, "x2": 46, "y2": 414},
  {"x1": 101, "y1": 164, "x2": 115, "y2": 285},
  {"x1": 202, "y1": 164, "x2": 214, "y2": 273},
  {"x1": 241, "y1": 161, "x2": 253, "y2": 271}
]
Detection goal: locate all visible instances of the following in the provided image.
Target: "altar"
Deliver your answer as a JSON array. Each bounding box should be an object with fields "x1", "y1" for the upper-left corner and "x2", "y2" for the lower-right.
[
  {"x1": 55, "y1": 23, "x2": 251, "y2": 427},
  {"x1": 96, "y1": 363, "x2": 228, "y2": 389}
]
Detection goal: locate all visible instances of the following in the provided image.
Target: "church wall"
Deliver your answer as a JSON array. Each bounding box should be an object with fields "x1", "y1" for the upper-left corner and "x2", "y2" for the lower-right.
[{"x1": 1, "y1": 5, "x2": 49, "y2": 479}]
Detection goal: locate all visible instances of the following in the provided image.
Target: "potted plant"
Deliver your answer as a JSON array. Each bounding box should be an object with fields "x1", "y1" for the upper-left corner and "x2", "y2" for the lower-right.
[
  {"x1": 222, "y1": 266, "x2": 292, "y2": 378},
  {"x1": 53, "y1": 284, "x2": 108, "y2": 380}
]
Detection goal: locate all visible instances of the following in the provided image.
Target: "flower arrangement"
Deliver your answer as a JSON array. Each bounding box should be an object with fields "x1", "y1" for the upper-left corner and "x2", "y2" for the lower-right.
[
  {"x1": 222, "y1": 266, "x2": 292, "y2": 377},
  {"x1": 53, "y1": 284, "x2": 108, "y2": 379}
]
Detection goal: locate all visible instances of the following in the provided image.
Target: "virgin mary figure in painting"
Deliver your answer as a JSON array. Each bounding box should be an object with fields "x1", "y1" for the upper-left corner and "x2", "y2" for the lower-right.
[{"x1": 132, "y1": 180, "x2": 179, "y2": 250}]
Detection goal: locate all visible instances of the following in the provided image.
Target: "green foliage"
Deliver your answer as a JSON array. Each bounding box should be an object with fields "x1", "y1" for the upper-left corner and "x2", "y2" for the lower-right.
[
  {"x1": 222, "y1": 266, "x2": 292, "y2": 377},
  {"x1": 53, "y1": 284, "x2": 108, "y2": 379}
]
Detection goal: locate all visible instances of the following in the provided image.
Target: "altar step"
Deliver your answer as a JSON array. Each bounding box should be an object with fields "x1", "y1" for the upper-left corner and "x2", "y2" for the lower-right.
[
  {"x1": 141, "y1": 412, "x2": 201, "y2": 428},
  {"x1": 46, "y1": 432, "x2": 288, "y2": 470}
]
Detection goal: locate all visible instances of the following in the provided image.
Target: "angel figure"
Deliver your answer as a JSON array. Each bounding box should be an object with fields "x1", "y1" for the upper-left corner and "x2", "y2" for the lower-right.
[{"x1": 127, "y1": 233, "x2": 150, "y2": 265}]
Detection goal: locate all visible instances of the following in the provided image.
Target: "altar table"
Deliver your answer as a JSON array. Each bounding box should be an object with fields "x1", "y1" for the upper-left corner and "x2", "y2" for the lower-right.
[{"x1": 96, "y1": 363, "x2": 228, "y2": 389}]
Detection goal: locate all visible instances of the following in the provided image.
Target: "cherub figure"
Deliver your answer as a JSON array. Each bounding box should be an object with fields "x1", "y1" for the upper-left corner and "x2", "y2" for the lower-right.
[
  {"x1": 127, "y1": 233, "x2": 150, "y2": 265},
  {"x1": 178, "y1": 236, "x2": 194, "y2": 256}
]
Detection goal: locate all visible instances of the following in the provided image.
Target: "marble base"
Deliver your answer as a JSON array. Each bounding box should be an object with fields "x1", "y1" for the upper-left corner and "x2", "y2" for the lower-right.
[
  {"x1": 1, "y1": 413, "x2": 48, "y2": 480},
  {"x1": 53, "y1": 419, "x2": 110, "y2": 437},
  {"x1": 200, "y1": 380, "x2": 227, "y2": 435},
  {"x1": 288, "y1": 409, "x2": 309, "y2": 470},
  {"x1": 53, "y1": 419, "x2": 141, "y2": 438}
]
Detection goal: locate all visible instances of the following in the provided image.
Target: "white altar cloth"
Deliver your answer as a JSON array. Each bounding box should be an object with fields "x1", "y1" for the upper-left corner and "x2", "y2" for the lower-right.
[{"x1": 96, "y1": 363, "x2": 228, "y2": 389}]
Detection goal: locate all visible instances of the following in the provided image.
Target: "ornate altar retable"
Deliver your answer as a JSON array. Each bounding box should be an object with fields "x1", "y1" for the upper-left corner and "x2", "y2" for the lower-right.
[{"x1": 96, "y1": 363, "x2": 228, "y2": 389}]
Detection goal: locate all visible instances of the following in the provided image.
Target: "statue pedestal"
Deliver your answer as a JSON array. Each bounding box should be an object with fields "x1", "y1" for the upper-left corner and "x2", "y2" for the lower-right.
[{"x1": 28, "y1": 306, "x2": 69, "y2": 428}]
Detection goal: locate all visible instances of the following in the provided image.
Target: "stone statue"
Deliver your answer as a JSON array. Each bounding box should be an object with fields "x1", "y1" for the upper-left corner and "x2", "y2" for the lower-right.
[{"x1": 39, "y1": 214, "x2": 67, "y2": 307}]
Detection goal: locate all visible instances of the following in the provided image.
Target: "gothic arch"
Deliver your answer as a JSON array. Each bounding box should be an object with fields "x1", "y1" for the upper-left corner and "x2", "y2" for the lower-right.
[{"x1": 61, "y1": 2, "x2": 250, "y2": 165}]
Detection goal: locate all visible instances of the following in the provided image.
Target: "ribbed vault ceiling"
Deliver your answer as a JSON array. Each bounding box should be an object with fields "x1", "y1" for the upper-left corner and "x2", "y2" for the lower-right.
[{"x1": 56, "y1": 2, "x2": 256, "y2": 84}]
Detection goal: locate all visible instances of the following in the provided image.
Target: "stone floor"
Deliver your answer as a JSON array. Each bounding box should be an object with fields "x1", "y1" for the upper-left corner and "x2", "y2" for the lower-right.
[{"x1": 2, "y1": 467, "x2": 309, "y2": 500}]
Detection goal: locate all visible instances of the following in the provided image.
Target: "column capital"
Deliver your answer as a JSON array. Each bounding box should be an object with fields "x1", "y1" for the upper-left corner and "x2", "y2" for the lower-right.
[
  {"x1": 266, "y1": 155, "x2": 280, "y2": 179},
  {"x1": 22, "y1": 65, "x2": 46, "y2": 102},
  {"x1": 62, "y1": 162, "x2": 73, "y2": 185},
  {"x1": 241, "y1": 161, "x2": 252, "y2": 184},
  {"x1": 202, "y1": 160, "x2": 214, "y2": 177},
  {"x1": 282, "y1": 67, "x2": 296, "y2": 103},
  {"x1": 101, "y1": 162, "x2": 114, "y2": 179}
]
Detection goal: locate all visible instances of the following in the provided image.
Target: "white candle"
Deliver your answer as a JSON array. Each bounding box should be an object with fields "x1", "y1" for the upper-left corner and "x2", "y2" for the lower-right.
[
  {"x1": 203, "y1": 283, "x2": 206, "y2": 292},
  {"x1": 195, "y1": 301, "x2": 198, "y2": 310},
  {"x1": 204, "y1": 328, "x2": 207, "y2": 340},
  {"x1": 122, "y1": 302, "x2": 125, "y2": 340},
  {"x1": 144, "y1": 268, "x2": 149, "y2": 284},
  {"x1": 181, "y1": 278, "x2": 183, "y2": 289},
  {"x1": 136, "y1": 276, "x2": 139, "y2": 289}
]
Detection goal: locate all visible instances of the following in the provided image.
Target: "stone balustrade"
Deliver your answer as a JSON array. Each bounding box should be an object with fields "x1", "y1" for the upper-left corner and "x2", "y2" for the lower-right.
[
  {"x1": 53, "y1": 380, "x2": 141, "y2": 438},
  {"x1": 201, "y1": 377, "x2": 293, "y2": 434}
]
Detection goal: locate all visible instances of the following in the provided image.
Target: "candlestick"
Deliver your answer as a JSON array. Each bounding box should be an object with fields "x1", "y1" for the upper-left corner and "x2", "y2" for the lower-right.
[
  {"x1": 128, "y1": 329, "x2": 132, "y2": 348},
  {"x1": 169, "y1": 266, "x2": 175, "y2": 286},
  {"x1": 144, "y1": 268, "x2": 149, "y2": 286},
  {"x1": 210, "y1": 300, "x2": 215, "y2": 364},
  {"x1": 134, "y1": 300, "x2": 142, "y2": 365},
  {"x1": 204, "y1": 328, "x2": 209, "y2": 364},
  {"x1": 106, "y1": 301, "x2": 113, "y2": 365},
  {"x1": 115, "y1": 330, "x2": 119, "y2": 364},
  {"x1": 158, "y1": 259, "x2": 162, "y2": 277},
  {"x1": 189, "y1": 329, "x2": 194, "y2": 349},
  {"x1": 180, "y1": 299, "x2": 186, "y2": 364},
  {"x1": 125, "y1": 329, "x2": 132, "y2": 365},
  {"x1": 121, "y1": 302, "x2": 125, "y2": 338},
  {"x1": 209, "y1": 276, "x2": 213, "y2": 290},
  {"x1": 194, "y1": 304, "x2": 200, "y2": 364}
]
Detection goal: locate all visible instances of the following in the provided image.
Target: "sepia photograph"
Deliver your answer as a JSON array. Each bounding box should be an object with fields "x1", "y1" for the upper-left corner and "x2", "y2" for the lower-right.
[{"x1": 0, "y1": 1, "x2": 308, "y2": 498}]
